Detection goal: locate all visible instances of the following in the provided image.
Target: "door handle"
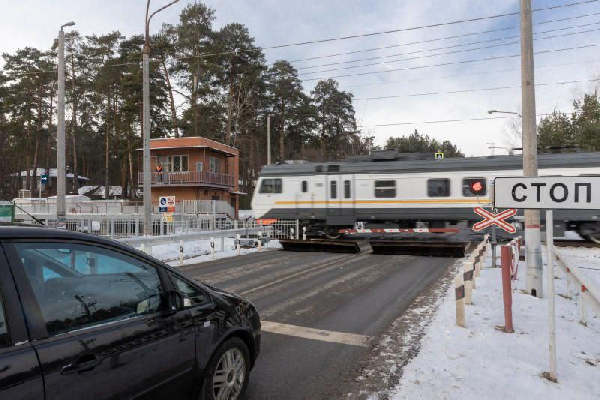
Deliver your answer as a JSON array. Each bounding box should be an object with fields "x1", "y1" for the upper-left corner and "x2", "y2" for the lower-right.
[{"x1": 61, "y1": 354, "x2": 102, "y2": 375}]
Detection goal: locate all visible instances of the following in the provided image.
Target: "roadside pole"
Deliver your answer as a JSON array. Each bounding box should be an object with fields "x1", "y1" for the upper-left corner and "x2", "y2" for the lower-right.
[
  {"x1": 520, "y1": 0, "x2": 543, "y2": 297},
  {"x1": 267, "y1": 114, "x2": 271, "y2": 165},
  {"x1": 546, "y1": 209, "x2": 557, "y2": 381},
  {"x1": 57, "y1": 23, "x2": 74, "y2": 228}
]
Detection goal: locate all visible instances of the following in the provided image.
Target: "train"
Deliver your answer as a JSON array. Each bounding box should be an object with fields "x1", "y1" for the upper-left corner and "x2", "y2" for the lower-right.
[{"x1": 251, "y1": 150, "x2": 600, "y2": 242}]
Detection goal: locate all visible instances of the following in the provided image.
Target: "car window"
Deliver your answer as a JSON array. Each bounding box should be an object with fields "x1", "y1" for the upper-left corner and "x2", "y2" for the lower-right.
[
  {"x1": 170, "y1": 274, "x2": 209, "y2": 306},
  {"x1": 0, "y1": 292, "x2": 9, "y2": 347},
  {"x1": 13, "y1": 242, "x2": 164, "y2": 337}
]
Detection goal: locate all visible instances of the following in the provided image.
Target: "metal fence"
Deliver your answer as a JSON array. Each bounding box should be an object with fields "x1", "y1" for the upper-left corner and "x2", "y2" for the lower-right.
[{"x1": 16, "y1": 213, "x2": 298, "y2": 241}]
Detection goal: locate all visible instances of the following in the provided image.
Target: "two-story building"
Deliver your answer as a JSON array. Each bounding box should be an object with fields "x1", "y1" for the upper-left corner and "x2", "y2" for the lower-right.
[{"x1": 138, "y1": 136, "x2": 240, "y2": 218}]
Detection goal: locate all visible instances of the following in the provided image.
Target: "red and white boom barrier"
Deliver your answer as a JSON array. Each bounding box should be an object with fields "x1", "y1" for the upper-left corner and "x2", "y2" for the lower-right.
[
  {"x1": 340, "y1": 228, "x2": 460, "y2": 234},
  {"x1": 455, "y1": 234, "x2": 490, "y2": 327}
]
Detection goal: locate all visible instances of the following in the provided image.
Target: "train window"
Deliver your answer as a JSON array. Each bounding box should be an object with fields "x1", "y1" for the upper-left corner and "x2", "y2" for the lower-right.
[
  {"x1": 302, "y1": 180, "x2": 308, "y2": 193},
  {"x1": 344, "y1": 180, "x2": 351, "y2": 199},
  {"x1": 327, "y1": 165, "x2": 340, "y2": 172},
  {"x1": 375, "y1": 180, "x2": 396, "y2": 198},
  {"x1": 463, "y1": 178, "x2": 487, "y2": 197},
  {"x1": 427, "y1": 179, "x2": 451, "y2": 197},
  {"x1": 259, "y1": 178, "x2": 282, "y2": 194},
  {"x1": 330, "y1": 181, "x2": 337, "y2": 199}
]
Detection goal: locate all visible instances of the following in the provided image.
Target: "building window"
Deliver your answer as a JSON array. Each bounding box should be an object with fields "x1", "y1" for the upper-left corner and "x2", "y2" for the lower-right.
[
  {"x1": 195, "y1": 162, "x2": 203, "y2": 172},
  {"x1": 375, "y1": 180, "x2": 396, "y2": 198},
  {"x1": 302, "y1": 181, "x2": 308, "y2": 193},
  {"x1": 344, "y1": 180, "x2": 351, "y2": 199},
  {"x1": 463, "y1": 178, "x2": 487, "y2": 197},
  {"x1": 259, "y1": 178, "x2": 282, "y2": 194},
  {"x1": 428, "y1": 179, "x2": 451, "y2": 197},
  {"x1": 158, "y1": 155, "x2": 188, "y2": 172},
  {"x1": 209, "y1": 157, "x2": 221, "y2": 174},
  {"x1": 330, "y1": 181, "x2": 337, "y2": 199}
]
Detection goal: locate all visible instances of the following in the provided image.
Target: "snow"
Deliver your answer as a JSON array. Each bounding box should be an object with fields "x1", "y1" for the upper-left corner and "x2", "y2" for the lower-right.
[
  {"x1": 392, "y1": 248, "x2": 600, "y2": 400},
  {"x1": 78, "y1": 186, "x2": 123, "y2": 197},
  {"x1": 12, "y1": 168, "x2": 89, "y2": 180},
  {"x1": 557, "y1": 247, "x2": 600, "y2": 294},
  {"x1": 238, "y1": 210, "x2": 254, "y2": 220},
  {"x1": 145, "y1": 237, "x2": 281, "y2": 267}
]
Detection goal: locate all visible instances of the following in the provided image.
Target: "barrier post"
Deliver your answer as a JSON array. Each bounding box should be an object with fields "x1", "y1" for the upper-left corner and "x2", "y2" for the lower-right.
[
  {"x1": 579, "y1": 287, "x2": 588, "y2": 326},
  {"x1": 500, "y1": 245, "x2": 514, "y2": 333},
  {"x1": 236, "y1": 234, "x2": 241, "y2": 256},
  {"x1": 179, "y1": 240, "x2": 184, "y2": 267},
  {"x1": 290, "y1": 227, "x2": 295, "y2": 240},
  {"x1": 303, "y1": 227, "x2": 307, "y2": 241},
  {"x1": 464, "y1": 261, "x2": 474, "y2": 305},
  {"x1": 455, "y1": 274, "x2": 466, "y2": 327},
  {"x1": 258, "y1": 231, "x2": 262, "y2": 252},
  {"x1": 210, "y1": 237, "x2": 215, "y2": 260},
  {"x1": 491, "y1": 226, "x2": 497, "y2": 268},
  {"x1": 295, "y1": 219, "x2": 300, "y2": 240},
  {"x1": 545, "y1": 209, "x2": 557, "y2": 381}
]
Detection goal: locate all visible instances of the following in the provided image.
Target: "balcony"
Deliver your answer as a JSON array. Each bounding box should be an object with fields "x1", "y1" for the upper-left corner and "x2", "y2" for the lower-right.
[{"x1": 139, "y1": 171, "x2": 235, "y2": 189}]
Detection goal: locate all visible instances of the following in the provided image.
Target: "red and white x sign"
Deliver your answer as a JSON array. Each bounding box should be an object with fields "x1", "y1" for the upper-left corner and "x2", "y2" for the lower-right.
[{"x1": 473, "y1": 207, "x2": 517, "y2": 233}]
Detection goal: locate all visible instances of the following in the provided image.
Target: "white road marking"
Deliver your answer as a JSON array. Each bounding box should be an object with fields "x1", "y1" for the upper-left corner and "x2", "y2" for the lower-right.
[{"x1": 261, "y1": 321, "x2": 370, "y2": 347}]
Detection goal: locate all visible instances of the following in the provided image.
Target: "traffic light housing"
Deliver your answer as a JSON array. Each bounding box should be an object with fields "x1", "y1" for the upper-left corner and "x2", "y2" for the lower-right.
[{"x1": 464, "y1": 178, "x2": 487, "y2": 196}]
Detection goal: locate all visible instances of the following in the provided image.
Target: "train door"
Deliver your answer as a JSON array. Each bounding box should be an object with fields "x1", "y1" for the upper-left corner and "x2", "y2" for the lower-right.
[{"x1": 326, "y1": 174, "x2": 356, "y2": 226}]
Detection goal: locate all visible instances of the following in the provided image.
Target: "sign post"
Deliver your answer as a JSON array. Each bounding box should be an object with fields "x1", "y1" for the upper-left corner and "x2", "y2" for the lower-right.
[{"x1": 494, "y1": 176, "x2": 600, "y2": 382}]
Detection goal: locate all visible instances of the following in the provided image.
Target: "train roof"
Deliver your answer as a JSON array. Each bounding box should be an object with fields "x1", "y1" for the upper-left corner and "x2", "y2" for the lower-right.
[{"x1": 259, "y1": 151, "x2": 600, "y2": 177}]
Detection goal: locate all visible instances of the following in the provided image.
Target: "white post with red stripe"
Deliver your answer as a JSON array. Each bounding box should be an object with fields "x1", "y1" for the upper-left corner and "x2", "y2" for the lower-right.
[{"x1": 339, "y1": 228, "x2": 459, "y2": 234}]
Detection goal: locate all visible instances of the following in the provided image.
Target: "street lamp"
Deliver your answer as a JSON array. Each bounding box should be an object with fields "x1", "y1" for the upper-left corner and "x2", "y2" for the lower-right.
[
  {"x1": 142, "y1": 0, "x2": 180, "y2": 236},
  {"x1": 57, "y1": 21, "x2": 75, "y2": 228},
  {"x1": 488, "y1": 146, "x2": 515, "y2": 156},
  {"x1": 487, "y1": 109, "x2": 522, "y2": 118}
]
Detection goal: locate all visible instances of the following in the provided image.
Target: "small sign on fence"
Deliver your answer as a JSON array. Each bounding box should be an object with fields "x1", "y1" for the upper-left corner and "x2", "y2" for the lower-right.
[{"x1": 158, "y1": 196, "x2": 176, "y2": 213}]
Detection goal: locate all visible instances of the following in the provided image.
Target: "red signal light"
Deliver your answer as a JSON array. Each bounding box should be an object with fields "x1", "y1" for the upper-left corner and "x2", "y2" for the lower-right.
[{"x1": 470, "y1": 181, "x2": 484, "y2": 194}]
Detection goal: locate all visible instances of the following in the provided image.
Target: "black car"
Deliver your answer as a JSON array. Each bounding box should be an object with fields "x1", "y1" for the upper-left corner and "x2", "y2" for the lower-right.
[{"x1": 0, "y1": 226, "x2": 260, "y2": 399}]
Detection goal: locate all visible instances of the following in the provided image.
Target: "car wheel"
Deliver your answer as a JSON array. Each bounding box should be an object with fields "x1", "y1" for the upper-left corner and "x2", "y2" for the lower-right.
[{"x1": 201, "y1": 337, "x2": 250, "y2": 400}]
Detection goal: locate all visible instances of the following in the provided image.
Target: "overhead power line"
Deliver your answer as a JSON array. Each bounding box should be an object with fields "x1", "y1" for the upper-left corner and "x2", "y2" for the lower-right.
[
  {"x1": 345, "y1": 59, "x2": 600, "y2": 90},
  {"x1": 374, "y1": 111, "x2": 584, "y2": 127},
  {"x1": 264, "y1": 0, "x2": 599, "y2": 49},
  {"x1": 293, "y1": 11, "x2": 600, "y2": 66},
  {"x1": 302, "y1": 43, "x2": 599, "y2": 82},
  {"x1": 297, "y1": 19, "x2": 600, "y2": 73},
  {"x1": 352, "y1": 77, "x2": 600, "y2": 101}
]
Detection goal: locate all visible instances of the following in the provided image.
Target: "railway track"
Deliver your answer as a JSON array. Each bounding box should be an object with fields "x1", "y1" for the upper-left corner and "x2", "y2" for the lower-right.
[{"x1": 554, "y1": 239, "x2": 600, "y2": 248}]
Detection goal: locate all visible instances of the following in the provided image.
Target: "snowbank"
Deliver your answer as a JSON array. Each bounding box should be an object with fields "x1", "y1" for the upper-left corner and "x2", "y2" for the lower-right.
[
  {"x1": 147, "y1": 237, "x2": 281, "y2": 267},
  {"x1": 393, "y1": 249, "x2": 600, "y2": 400}
]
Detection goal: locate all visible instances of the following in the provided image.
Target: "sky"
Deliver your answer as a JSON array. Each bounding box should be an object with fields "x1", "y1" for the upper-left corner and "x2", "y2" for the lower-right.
[{"x1": 2, "y1": 0, "x2": 600, "y2": 156}]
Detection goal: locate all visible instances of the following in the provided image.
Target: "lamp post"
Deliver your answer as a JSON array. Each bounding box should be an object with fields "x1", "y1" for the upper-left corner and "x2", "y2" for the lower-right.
[
  {"x1": 57, "y1": 21, "x2": 75, "y2": 229},
  {"x1": 143, "y1": 0, "x2": 180, "y2": 236},
  {"x1": 487, "y1": 110, "x2": 522, "y2": 118}
]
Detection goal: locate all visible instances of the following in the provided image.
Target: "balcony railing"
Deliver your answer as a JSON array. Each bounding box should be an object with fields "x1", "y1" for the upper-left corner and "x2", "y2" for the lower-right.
[{"x1": 139, "y1": 171, "x2": 235, "y2": 188}]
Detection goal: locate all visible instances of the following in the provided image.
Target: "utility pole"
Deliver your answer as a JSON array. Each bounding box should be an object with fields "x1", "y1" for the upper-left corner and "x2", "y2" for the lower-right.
[
  {"x1": 267, "y1": 114, "x2": 271, "y2": 164},
  {"x1": 520, "y1": 0, "x2": 543, "y2": 297},
  {"x1": 57, "y1": 21, "x2": 75, "y2": 229},
  {"x1": 143, "y1": 0, "x2": 180, "y2": 236}
]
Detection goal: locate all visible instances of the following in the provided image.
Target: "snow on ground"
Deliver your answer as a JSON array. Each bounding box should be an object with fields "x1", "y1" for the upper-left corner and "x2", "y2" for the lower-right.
[
  {"x1": 393, "y1": 248, "x2": 600, "y2": 400},
  {"x1": 147, "y1": 237, "x2": 281, "y2": 267},
  {"x1": 238, "y1": 210, "x2": 254, "y2": 220},
  {"x1": 557, "y1": 247, "x2": 600, "y2": 290}
]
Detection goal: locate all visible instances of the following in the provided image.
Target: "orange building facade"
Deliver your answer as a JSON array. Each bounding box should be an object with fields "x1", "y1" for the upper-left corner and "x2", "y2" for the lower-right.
[{"x1": 138, "y1": 137, "x2": 240, "y2": 217}]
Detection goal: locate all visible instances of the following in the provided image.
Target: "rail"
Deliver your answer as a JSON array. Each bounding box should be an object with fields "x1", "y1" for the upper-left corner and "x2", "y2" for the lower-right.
[
  {"x1": 139, "y1": 171, "x2": 234, "y2": 188},
  {"x1": 555, "y1": 251, "x2": 600, "y2": 325},
  {"x1": 120, "y1": 226, "x2": 272, "y2": 251}
]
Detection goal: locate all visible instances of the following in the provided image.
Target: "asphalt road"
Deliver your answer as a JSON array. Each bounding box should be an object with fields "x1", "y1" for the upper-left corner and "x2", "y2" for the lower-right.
[{"x1": 180, "y1": 249, "x2": 455, "y2": 399}]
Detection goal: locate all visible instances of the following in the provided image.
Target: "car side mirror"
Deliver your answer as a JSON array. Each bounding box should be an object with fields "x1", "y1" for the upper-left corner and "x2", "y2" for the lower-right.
[{"x1": 168, "y1": 291, "x2": 191, "y2": 311}]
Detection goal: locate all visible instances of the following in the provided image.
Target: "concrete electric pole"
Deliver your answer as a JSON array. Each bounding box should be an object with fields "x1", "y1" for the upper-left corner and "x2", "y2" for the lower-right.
[
  {"x1": 57, "y1": 21, "x2": 75, "y2": 228},
  {"x1": 267, "y1": 114, "x2": 271, "y2": 165},
  {"x1": 143, "y1": 0, "x2": 180, "y2": 236},
  {"x1": 520, "y1": 0, "x2": 543, "y2": 297}
]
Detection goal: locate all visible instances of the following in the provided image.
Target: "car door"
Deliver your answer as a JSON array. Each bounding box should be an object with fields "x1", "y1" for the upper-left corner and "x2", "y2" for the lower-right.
[
  {"x1": 4, "y1": 240, "x2": 196, "y2": 399},
  {"x1": 0, "y1": 244, "x2": 45, "y2": 399}
]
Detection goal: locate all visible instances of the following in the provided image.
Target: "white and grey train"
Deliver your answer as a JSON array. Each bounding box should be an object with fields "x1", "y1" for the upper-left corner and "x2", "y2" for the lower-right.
[{"x1": 252, "y1": 151, "x2": 600, "y2": 242}]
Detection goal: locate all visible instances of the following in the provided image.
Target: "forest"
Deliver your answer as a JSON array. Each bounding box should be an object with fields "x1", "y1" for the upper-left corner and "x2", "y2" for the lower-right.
[{"x1": 0, "y1": 2, "x2": 368, "y2": 203}]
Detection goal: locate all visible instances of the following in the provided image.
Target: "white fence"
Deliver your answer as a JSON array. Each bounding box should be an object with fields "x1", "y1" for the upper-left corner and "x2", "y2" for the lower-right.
[
  {"x1": 555, "y1": 251, "x2": 600, "y2": 325},
  {"x1": 14, "y1": 199, "x2": 234, "y2": 218}
]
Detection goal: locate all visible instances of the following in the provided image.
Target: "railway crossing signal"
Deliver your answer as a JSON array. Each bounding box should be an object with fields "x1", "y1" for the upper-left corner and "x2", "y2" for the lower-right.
[{"x1": 472, "y1": 207, "x2": 517, "y2": 233}]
